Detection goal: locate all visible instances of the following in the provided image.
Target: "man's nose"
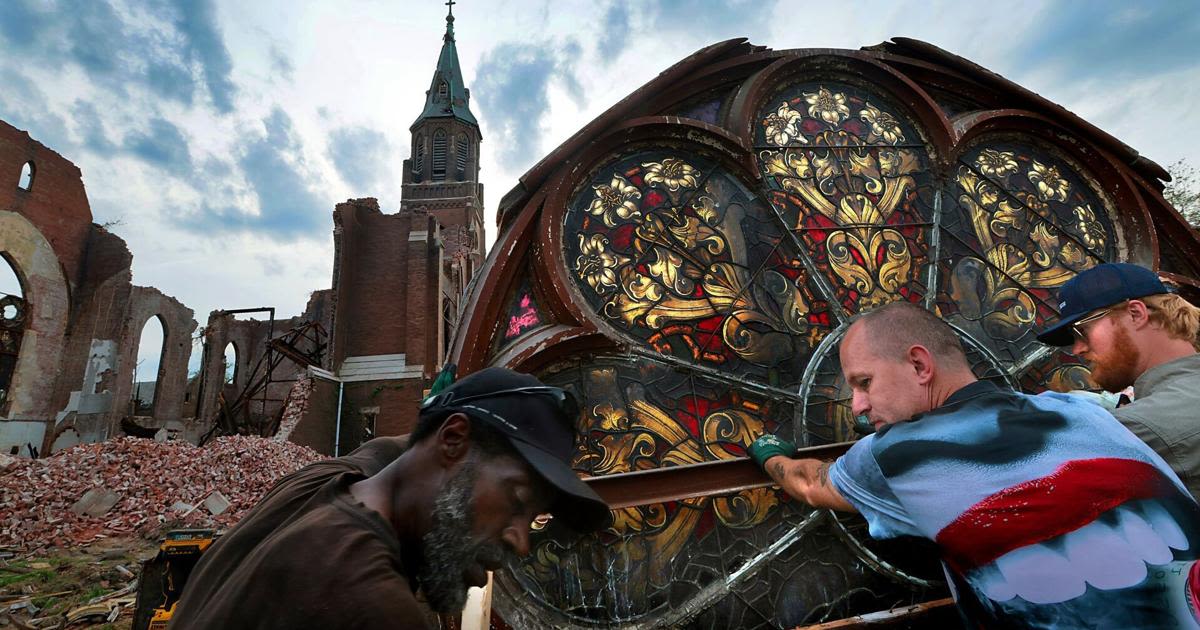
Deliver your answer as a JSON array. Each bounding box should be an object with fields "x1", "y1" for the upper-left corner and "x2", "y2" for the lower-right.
[
  {"x1": 851, "y1": 390, "x2": 869, "y2": 417},
  {"x1": 502, "y1": 522, "x2": 531, "y2": 557},
  {"x1": 1071, "y1": 335, "x2": 1088, "y2": 356}
]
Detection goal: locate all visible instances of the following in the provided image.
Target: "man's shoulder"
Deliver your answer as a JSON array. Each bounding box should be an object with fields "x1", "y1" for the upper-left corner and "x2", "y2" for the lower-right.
[
  {"x1": 276, "y1": 486, "x2": 402, "y2": 556},
  {"x1": 173, "y1": 484, "x2": 423, "y2": 630},
  {"x1": 265, "y1": 498, "x2": 423, "y2": 617},
  {"x1": 1115, "y1": 390, "x2": 1200, "y2": 443}
]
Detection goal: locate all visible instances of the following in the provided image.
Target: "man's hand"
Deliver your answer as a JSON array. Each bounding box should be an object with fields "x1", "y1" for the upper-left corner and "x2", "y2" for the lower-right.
[
  {"x1": 748, "y1": 434, "x2": 797, "y2": 469},
  {"x1": 748, "y1": 435, "x2": 855, "y2": 512}
]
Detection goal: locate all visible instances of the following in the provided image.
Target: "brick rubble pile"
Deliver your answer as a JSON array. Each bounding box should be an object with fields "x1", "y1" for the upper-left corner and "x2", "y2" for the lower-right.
[
  {"x1": 0, "y1": 436, "x2": 324, "y2": 551},
  {"x1": 274, "y1": 376, "x2": 314, "y2": 442}
]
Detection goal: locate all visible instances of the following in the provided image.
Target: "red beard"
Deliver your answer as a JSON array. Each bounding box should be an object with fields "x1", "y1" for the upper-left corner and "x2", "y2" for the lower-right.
[{"x1": 1088, "y1": 324, "x2": 1141, "y2": 393}]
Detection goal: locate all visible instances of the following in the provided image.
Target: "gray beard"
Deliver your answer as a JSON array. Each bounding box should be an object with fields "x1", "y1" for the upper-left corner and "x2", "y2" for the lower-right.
[{"x1": 418, "y1": 459, "x2": 508, "y2": 614}]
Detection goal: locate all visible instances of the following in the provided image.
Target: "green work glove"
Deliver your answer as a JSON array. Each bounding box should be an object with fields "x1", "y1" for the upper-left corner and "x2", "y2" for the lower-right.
[{"x1": 748, "y1": 434, "x2": 797, "y2": 472}]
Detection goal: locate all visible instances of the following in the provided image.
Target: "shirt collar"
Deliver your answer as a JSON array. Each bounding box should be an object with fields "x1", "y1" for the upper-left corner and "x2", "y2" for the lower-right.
[
  {"x1": 942, "y1": 379, "x2": 1003, "y2": 407},
  {"x1": 906, "y1": 379, "x2": 1004, "y2": 424}
]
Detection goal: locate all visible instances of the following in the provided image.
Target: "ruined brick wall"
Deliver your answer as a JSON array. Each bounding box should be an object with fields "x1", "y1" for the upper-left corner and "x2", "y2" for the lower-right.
[
  {"x1": 48, "y1": 230, "x2": 133, "y2": 426},
  {"x1": 0, "y1": 212, "x2": 72, "y2": 422},
  {"x1": 326, "y1": 198, "x2": 443, "y2": 444},
  {"x1": 43, "y1": 255, "x2": 197, "y2": 450},
  {"x1": 304, "y1": 289, "x2": 334, "y2": 371},
  {"x1": 331, "y1": 199, "x2": 416, "y2": 362},
  {"x1": 197, "y1": 313, "x2": 288, "y2": 429},
  {"x1": 120, "y1": 286, "x2": 196, "y2": 422},
  {"x1": 342, "y1": 380, "x2": 422, "y2": 445},
  {"x1": 0, "y1": 119, "x2": 208, "y2": 454},
  {"x1": 0, "y1": 120, "x2": 94, "y2": 291},
  {"x1": 195, "y1": 292, "x2": 331, "y2": 435},
  {"x1": 286, "y1": 376, "x2": 340, "y2": 455}
]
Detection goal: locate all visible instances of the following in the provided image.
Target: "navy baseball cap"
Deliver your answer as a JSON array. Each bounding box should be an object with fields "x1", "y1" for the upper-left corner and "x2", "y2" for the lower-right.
[
  {"x1": 420, "y1": 367, "x2": 612, "y2": 532},
  {"x1": 1036, "y1": 263, "x2": 1172, "y2": 347}
]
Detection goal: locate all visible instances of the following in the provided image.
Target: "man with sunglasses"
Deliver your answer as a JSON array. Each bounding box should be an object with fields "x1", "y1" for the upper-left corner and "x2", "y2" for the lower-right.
[
  {"x1": 172, "y1": 367, "x2": 610, "y2": 629},
  {"x1": 1037, "y1": 263, "x2": 1200, "y2": 499}
]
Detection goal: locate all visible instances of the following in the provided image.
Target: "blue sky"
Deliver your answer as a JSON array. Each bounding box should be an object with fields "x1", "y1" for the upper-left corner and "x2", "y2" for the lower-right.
[{"x1": 0, "y1": 0, "x2": 1197, "y2": 379}]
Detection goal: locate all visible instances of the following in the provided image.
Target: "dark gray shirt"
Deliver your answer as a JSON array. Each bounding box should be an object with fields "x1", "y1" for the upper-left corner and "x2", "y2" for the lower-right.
[{"x1": 1114, "y1": 353, "x2": 1200, "y2": 500}]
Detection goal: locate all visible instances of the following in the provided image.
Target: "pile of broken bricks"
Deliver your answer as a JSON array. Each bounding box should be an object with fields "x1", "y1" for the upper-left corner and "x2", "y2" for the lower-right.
[
  {"x1": 0, "y1": 435, "x2": 324, "y2": 551},
  {"x1": 274, "y1": 376, "x2": 314, "y2": 442}
]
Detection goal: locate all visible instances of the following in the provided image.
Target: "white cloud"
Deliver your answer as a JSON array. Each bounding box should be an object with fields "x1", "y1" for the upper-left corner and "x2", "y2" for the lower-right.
[{"x1": 0, "y1": 0, "x2": 1195, "y2": 386}]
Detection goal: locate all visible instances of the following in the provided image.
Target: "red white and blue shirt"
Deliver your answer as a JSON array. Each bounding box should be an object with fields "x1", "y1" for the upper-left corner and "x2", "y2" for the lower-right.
[{"x1": 829, "y1": 380, "x2": 1200, "y2": 628}]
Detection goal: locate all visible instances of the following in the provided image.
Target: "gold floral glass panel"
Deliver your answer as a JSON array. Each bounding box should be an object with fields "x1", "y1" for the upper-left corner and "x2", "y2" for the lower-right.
[
  {"x1": 564, "y1": 150, "x2": 834, "y2": 390},
  {"x1": 936, "y1": 141, "x2": 1118, "y2": 365},
  {"x1": 755, "y1": 82, "x2": 937, "y2": 312}
]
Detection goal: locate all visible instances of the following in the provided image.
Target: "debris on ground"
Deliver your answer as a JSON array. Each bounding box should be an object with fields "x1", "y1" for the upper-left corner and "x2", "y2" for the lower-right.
[
  {"x1": 0, "y1": 537, "x2": 156, "y2": 630},
  {"x1": 0, "y1": 435, "x2": 323, "y2": 552}
]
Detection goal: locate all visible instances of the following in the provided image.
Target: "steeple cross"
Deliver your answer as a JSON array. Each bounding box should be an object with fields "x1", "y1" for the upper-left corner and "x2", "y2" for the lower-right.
[{"x1": 445, "y1": 0, "x2": 455, "y2": 17}]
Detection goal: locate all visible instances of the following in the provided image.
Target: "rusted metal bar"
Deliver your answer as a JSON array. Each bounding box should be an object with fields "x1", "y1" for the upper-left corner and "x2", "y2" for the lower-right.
[
  {"x1": 793, "y1": 597, "x2": 956, "y2": 629},
  {"x1": 582, "y1": 441, "x2": 856, "y2": 509}
]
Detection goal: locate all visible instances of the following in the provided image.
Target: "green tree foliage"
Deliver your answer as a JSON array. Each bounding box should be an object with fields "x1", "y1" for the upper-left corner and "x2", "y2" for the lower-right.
[{"x1": 1164, "y1": 159, "x2": 1200, "y2": 227}]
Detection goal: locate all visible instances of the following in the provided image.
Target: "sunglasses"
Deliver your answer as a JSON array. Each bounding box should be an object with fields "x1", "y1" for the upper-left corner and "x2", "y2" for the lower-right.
[
  {"x1": 421, "y1": 385, "x2": 580, "y2": 421},
  {"x1": 1070, "y1": 301, "x2": 1127, "y2": 342}
]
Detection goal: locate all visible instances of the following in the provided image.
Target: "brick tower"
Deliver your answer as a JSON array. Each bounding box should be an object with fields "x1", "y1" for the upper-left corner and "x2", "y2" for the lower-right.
[
  {"x1": 400, "y1": 2, "x2": 484, "y2": 358},
  {"x1": 320, "y1": 4, "x2": 485, "y2": 449}
]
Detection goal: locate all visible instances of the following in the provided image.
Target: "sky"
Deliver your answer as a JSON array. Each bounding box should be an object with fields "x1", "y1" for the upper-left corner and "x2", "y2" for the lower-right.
[{"x1": 1, "y1": 0, "x2": 1198, "y2": 380}]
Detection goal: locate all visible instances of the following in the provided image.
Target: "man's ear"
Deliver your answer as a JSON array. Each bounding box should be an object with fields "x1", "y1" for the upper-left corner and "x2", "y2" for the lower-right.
[
  {"x1": 435, "y1": 412, "x2": 472, "y2": 466},
  {"x1": 1126, "y1": 300, "x2": 1151, "y2": 330},
  {"x1": 908, "y1": 344, "x2": 936, "y2": 385}
]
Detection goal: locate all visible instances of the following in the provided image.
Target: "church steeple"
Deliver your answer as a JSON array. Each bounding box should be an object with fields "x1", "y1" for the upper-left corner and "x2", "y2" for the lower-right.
[
  {"x1": 401, "y1": 0, "x2": 486, "y2": 349},
  {"x1": 411, "y1": 0, "x2": 478, "y2": 130}
]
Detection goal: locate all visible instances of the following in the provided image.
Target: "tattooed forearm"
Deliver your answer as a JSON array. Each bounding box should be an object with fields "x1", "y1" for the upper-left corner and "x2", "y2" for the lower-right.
[{"x1": 816, "y1": 462, "x2": 831, "y2": 487}]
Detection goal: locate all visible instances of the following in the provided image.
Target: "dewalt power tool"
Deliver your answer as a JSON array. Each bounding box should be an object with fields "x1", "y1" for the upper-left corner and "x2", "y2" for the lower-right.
[{"x1": 132, "y1": 529, "x2": 218, "y2": 630}]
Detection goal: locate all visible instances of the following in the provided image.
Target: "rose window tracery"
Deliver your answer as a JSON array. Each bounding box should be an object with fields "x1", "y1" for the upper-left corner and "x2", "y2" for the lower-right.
[{"x1": 465, "y1": 53, "x2": 1158, "y2": 628}]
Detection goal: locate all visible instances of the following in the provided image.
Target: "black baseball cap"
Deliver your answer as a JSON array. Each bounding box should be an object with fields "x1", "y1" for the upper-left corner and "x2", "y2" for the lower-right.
[
  {"x1": 420, "y1": 367, "x2": 611, "y2": 532},
  {"x1": 1036, "y1": 263, "x2": 1172, "y2": 347}
]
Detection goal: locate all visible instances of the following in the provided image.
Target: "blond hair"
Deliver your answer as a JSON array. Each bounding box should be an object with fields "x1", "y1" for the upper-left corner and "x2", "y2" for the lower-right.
[{"x1": 1142, "y1": 293, "x2": 1200, "y2": 348}]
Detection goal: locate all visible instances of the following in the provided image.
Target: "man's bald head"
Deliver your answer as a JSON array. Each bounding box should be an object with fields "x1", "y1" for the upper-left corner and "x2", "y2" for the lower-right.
[
  {"x1": 839, "y1": 301, "x2": 977, "y2": 428},
  {"x1": 846, "y1": 301, "x2": 970, "y2": 371}
]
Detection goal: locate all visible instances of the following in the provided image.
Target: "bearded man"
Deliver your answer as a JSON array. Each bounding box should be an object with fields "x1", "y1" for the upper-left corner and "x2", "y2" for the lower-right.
[
  {"x1": 749, "y1": 301, "x2": 1200, "y2": 628},
  {"x1": 171, "y1": 367, "x2": 610, "y2": 629},
  {"x1": 1036, "y1": 263, "x2": 1200, "y2": 499}
]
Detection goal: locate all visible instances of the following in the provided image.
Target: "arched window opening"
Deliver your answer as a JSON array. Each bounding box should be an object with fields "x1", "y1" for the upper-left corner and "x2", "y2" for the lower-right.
[
  {"x1": 455, "y1": 134, "x2": 469, "y2": 179},
  {"x1": 0, "y1": 255, "x2": 26, "y2": 408},
  {"x1": 0, "y1": 255, "x2": 22, "y2": 300},
  {"x1": 132, "y1": 316, "x2": 166, "y2": 415},
  {"x1": 413, "y1": 133, "x2": 425, "y2": 179},
  {"x1": 223, "y1": 341, "x2": 238, "y2": 385},
  {"x1": 17, "y1": 162, "x2": 34, "y2": 191},
  {"x1": 432, "y1": 130, "x2": 447, "y2": 181},
  {"x1": 438, "y1": 81, "x2": 448, "y2": 98}
]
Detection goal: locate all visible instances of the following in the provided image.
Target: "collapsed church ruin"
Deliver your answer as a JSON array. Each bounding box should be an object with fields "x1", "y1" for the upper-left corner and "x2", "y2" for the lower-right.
[
  {"x1": 0, "y1": 8, "x2": 484, "y2": 457},
  {"x1": 3, "y1": 13, "x2": 1200, "y2": 628},
  {"x1": 0, "y1": 119, "x2": 197, "y2": 455}
]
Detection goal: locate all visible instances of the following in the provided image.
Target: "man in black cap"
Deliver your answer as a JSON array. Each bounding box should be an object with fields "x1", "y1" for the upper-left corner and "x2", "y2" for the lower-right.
[
  {"x1": 1037, "y1": 262, "x2": 1200, "y2": 498},
  {"x1": 171, "y1": 367, "x2": 610, "y2": 629}
]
